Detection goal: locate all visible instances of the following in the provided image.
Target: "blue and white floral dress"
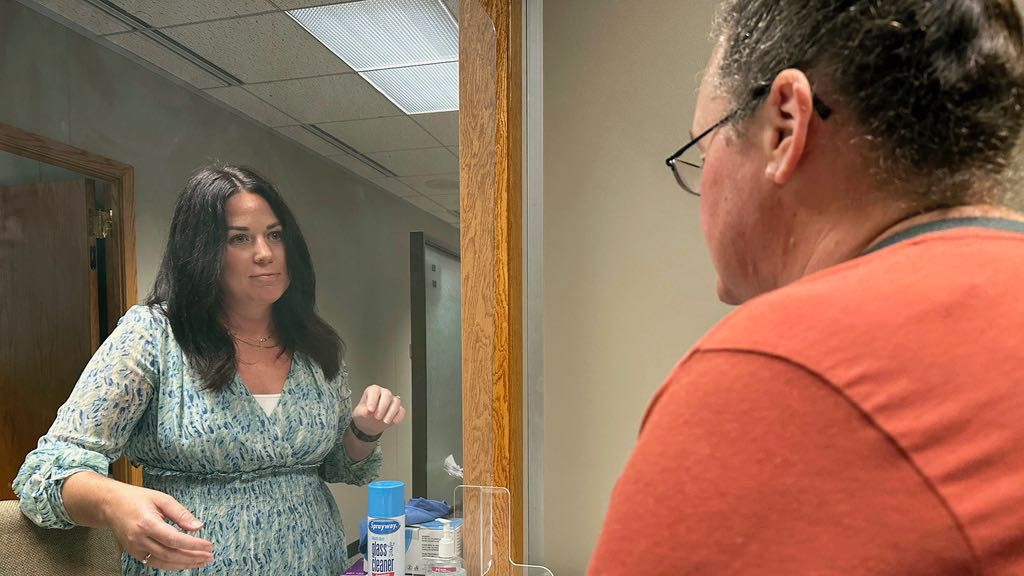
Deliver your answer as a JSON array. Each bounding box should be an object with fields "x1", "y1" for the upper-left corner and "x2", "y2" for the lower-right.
[{"x1": 13, "y1": 305, "x2": 380, "y2": 575}]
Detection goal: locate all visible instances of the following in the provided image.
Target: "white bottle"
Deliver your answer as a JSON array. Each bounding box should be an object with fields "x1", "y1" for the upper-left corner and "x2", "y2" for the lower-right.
[{"x1": 428, "y1": 519, "x2": 466, "y2": 575}]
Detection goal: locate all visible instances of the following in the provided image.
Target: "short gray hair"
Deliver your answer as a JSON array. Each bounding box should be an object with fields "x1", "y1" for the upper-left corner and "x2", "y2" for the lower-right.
[{"x1": 714, "y1": 0, "x2": 1024, "y2": 207}]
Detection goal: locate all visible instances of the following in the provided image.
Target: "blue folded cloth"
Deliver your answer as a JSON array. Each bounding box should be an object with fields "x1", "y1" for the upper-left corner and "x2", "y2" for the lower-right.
[
  {"x1": 405, "y1": 497, "x2": 452, "y2": 525},
  {"x1": 358, "y1": 497, "x2": 452, "y2": 555}
]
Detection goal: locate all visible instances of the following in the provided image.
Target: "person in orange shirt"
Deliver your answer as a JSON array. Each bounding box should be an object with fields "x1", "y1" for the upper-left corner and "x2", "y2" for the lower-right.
[{"x1": 590, "y1": 1, "x2": 1024, "y2": 574}]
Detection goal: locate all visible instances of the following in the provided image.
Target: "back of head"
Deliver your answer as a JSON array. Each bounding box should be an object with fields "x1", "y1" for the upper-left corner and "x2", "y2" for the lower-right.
[{"x1": 715, "y1": 0, "x2": 1024, "y2": 207}]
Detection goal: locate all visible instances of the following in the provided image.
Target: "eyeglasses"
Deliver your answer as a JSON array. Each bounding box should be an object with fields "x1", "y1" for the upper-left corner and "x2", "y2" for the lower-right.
[{"x1": 666, "y1": 85, "x2": 833, "y2": 196}]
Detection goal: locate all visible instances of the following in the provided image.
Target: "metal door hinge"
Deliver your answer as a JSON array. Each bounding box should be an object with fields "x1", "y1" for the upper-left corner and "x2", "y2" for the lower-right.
[{"x1": 89, "y1": 209, "x2": 113, "y2": 239}]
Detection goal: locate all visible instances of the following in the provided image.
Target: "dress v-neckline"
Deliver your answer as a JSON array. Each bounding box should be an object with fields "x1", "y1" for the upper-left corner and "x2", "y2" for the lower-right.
[{"x1": 237, "y1": 355, "x2": 296, "y2": 420}]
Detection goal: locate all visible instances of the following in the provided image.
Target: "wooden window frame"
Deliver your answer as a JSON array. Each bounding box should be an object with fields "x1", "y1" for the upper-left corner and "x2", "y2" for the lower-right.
[{"x1": 460, "y1": 0, "x2": 525, "y2": 569}]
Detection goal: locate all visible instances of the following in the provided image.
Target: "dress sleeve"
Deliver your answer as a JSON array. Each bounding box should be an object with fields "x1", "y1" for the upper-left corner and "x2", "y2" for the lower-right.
[
  {"x1": 319, "y1": 365, "x2": 383, "y2": 486},
  {"x1": 12, "y1": 305, "x2": 164, "y2": 529},
  {"x1": 587, "y1": 349, "x2": 974, "y2": 575}
]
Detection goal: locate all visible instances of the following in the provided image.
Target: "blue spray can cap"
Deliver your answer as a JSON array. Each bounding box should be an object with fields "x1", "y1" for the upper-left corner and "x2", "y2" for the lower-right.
[{"x1": 368, "y1": 480, "x2": 405, "y2": 517}]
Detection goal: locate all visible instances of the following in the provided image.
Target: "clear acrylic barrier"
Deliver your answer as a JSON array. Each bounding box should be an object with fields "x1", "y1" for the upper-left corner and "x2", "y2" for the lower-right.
[{"x1": 414, "y1": 485, "x2": 553, "y2": 576}]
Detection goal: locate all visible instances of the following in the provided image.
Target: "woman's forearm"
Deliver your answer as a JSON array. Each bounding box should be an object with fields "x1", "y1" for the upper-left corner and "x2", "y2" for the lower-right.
[
  {"x1": 342, "y1": 425, "x2": 378, "y2": 462},
  {"x1": 60, "y1": 470, "x2": 120, "y2": 528}
]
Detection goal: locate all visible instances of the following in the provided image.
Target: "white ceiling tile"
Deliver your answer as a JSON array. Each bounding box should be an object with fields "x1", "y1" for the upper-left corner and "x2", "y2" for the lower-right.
[
  {"x1": 429, "y1": 193, "x2": 459, "y2": 211},
  {"x1": 329, "y1": 154, "x2": 392, "y2": 180},
  {"x1": 106, "y1": 32, "x2": 226, "y2": 89},
  {"x1": 205, "y1": 86, "x2": 297, "y2": 127},
  {"x1": 369, "y1": 177, "x2": 420, "y2": 197},
  {"x1": 276, "y1": 125, "x2": 342, "y2": 156},
  {"x1": 162, "y1": 13, "x2": 351, "y2": 83},
  {"x1": 399, "y1": 173, "x2": 459, "y2": 196},
  {"x1": 33, "y1": 0, "x2": 131, "y2": 35},
  {"x1": 368, "y1": 147, "x2": 458, "y2": 176},
  {"x1": 248, "y1": 74, "x2": 402, "y2": 123},
  {"x1": 404, "y1": 193, "x2": 453, "y2": 219},
  {"x1": 318, "y1": 116, "x2": 440, "y2": 153},
  {"x1": 108, "y1": 0, "x2": 274, "y2": 27},
  {"x1": 411, "y1": 111, "x2": 458, "y2": 146}
]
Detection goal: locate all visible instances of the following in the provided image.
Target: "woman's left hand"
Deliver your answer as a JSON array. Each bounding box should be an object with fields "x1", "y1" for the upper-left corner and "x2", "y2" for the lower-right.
[{"x1": 351, "y1": 385, "x2": 406, "y2": 436}]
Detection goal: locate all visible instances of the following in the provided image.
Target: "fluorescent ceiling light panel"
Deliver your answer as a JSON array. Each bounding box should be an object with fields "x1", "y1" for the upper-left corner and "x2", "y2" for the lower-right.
[
  {"x1": 288, "y1": 0, "x2": 459, "y2": 114},
  {"x1": 288, "y1": 0, "x2": 458, "y2": 71},
  {"x1": 362, "y1": 61, "x2": 458, "y2": 114}
]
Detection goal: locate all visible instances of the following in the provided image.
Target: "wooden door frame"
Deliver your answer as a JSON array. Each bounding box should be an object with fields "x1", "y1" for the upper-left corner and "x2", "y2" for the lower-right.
[
  {"x1": 460, "y1": 0, "x2": 525, "y2": 567},
  {"x1": 0, "y1": 121, "x2": 140, "y2": 486}
]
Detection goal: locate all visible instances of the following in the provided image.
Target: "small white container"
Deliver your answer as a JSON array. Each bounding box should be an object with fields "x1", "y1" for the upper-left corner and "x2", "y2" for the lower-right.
[{"x1": 428, "y1": 519, "x2": 465, "y2": 575}]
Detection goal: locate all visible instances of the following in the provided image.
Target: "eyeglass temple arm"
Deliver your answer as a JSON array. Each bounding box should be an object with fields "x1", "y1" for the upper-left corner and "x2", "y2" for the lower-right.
[
  {"x1": 666, "y1": 87, "x2": 831, "y2": 166},
  {"x1": 752, "y1": 82, "x2": 833, "y2": 119},
  {"x1": 665, "y1": 115, "x2": 731, "y2": 165}
]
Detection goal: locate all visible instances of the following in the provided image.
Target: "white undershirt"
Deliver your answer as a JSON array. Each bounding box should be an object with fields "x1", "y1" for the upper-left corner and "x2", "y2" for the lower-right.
[{"x1": 252, "y1": 393, "x2": 282, "y2": 416}]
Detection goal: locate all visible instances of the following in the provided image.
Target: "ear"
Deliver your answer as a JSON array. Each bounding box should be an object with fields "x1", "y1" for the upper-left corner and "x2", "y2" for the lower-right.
[{"x1": 761, "y1": 69, "x2": 814, "y2": 185}]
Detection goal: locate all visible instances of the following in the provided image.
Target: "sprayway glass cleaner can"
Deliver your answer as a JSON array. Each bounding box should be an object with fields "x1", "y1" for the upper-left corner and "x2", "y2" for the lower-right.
[{"x1": 368, "y1": 480, "x2": 405, "y2": 576}]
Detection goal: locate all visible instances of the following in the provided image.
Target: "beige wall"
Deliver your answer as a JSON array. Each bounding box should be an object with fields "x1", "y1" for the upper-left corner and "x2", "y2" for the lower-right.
[
  {"x1": 2, "y1": 0, "x2": 457, "y2": 539},
  {"x1": 542, "y1": 1, "x2": 728, "y2": 572}
]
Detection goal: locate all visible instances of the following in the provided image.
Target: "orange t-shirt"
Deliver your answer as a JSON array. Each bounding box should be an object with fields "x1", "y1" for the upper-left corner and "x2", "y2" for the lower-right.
[{"x1": 589, "y1": 227, "x2": 1024, "y2": 575}]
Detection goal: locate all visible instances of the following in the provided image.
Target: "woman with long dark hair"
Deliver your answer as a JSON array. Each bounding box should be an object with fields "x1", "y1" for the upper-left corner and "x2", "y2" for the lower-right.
[{"x1": 14, "y1": 164, "x2": 404, "y2": 574}]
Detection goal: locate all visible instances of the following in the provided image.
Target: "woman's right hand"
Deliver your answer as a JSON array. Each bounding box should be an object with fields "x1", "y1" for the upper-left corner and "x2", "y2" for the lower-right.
[{"x1": 104, "y1": 483, "x2": 214, "y2": 571}]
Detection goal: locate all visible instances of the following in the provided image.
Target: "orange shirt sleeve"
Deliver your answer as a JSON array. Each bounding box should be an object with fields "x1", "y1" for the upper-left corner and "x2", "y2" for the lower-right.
[{"x1": 587, "y1": 349, "x2": 975, "y2": 576}]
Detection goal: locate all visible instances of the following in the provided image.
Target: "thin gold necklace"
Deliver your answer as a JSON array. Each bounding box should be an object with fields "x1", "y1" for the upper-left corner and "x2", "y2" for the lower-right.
[{"x1": 229, "y1": 331, "x2": 278, "y2": 349}]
